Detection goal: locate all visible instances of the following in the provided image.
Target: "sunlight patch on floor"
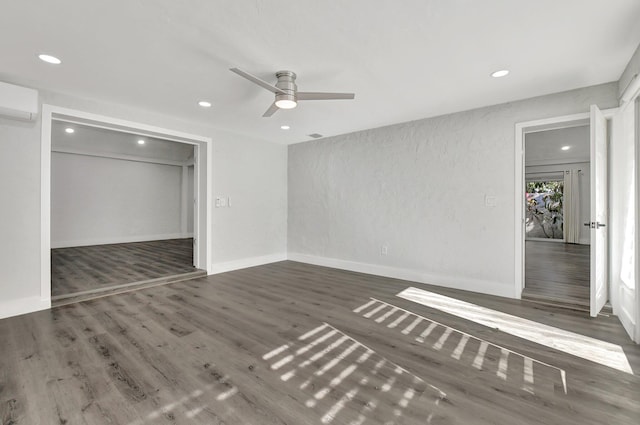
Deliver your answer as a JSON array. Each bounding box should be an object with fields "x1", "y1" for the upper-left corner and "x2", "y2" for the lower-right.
[
  {"x1": 262, "y1": 322, "x2": 446, "y2": 424},
  {"x1": 353, "y1": 297, "x2": 567, "y2": 395},
  {"x1": 396, "y1": 287, "x2": 633, "y2": 374}
]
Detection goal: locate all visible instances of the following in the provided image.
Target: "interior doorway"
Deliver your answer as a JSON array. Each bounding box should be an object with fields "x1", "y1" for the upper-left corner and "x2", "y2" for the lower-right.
[
  {"x1": 41, "y1": 105, "x2": 212, "y2": 306},
  {"x1": 522, "y1": 125, "x2": 591, "y2": 310},
  {"x1": 49, "y1": 121, "x2": 203, "y2": 301},
  {"x1": 515, "y1": 107, "x2": 614, "y2": 317}
]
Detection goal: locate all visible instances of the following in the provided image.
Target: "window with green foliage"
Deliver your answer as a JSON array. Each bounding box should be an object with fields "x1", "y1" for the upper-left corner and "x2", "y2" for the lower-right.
[{"x1": 526, "y1": 180, "x2": 564, "y2": 239}]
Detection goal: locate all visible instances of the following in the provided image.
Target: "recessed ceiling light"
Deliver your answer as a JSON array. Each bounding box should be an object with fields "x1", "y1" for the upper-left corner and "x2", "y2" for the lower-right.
[
  {"x1": 280, "y1": 125, "x2": 290, "y2": 130},
  {"x1": 491, "y1": 69, "x2": 509, "y2": 78},
  {"x1": 198, "y1": 100, "x2": 212, "y2": 108},
  {"x1": 38, "y1": 54, "x2": 62, "y2": 65},
  {"x1": 561, "y1": 145, "x2": 570, "y2": 151},
  {"x1": 64, "y1": 128, "x2": 75, "y2": 134},
  {"x1": 137, "y1": 139, "x2": 145, "y2": 145}
]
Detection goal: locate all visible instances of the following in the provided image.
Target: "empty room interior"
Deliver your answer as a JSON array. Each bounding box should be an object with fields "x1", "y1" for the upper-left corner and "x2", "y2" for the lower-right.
[
  {"x1": 50, "y1": 121, "x2": 202, "y2": 303},
  {"x1": 1, "y1": 1, "x2": 640, "y2": 424}
]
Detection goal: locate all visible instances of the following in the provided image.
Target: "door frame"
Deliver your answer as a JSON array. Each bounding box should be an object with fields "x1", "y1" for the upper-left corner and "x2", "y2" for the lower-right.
[
  {"x1": 40, "y1": 105, "x2": 213, "y2": 304},
  {"x1": 636, "y1": 95, "x2": 640, "y2": 343},
  {"x1": 514, "y1": 108, "x2": 618, "y2": 299}
]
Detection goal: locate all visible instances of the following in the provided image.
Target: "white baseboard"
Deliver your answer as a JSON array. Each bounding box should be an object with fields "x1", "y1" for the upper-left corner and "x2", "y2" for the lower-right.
[
  {"x1": 579, "y1": 237, "x2": 590, "y2": 245},
  {"x1": 52, "y1": 233, "x2": 192, "y2": 248},
  {"x1": 0, "y1": 296, "x2": 50, "y2": 320},
  {"x1": 287, "y1": 253, "x2": 515, "y2": 299},
  {"x1": 211, "y1": 253, "x2": 287, "y2": 274}
]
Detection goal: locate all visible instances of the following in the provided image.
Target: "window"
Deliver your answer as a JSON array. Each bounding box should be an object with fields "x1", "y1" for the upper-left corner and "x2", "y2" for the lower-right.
[{"x1": 525, "y1": 180, "x2": 564, "y2": 240}]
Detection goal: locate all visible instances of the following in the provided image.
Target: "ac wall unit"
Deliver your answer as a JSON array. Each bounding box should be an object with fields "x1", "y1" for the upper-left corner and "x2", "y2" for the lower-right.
[{"x1": 0, "y1": 81, "x2": 39, "y2": 121}]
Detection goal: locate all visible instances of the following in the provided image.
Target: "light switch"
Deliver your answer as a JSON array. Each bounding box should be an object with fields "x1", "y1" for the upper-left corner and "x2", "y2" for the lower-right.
[{"x1": 485, "y1": 195, "x2": 497, "y2": 207}]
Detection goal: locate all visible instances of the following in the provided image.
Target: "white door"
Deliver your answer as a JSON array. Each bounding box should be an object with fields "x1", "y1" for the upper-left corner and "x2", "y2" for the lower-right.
[
  {"x1": 590, "y1": 105, "x2": 608, "y2": 317},
  {"x1": 616, "y1": 98, "x2": 638, "y2": 341}
]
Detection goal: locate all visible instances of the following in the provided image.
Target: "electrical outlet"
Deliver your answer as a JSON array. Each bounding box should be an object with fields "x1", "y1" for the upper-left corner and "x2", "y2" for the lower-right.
[
  {"x1": 485, "y1": 195, "x2": 497, "y2": 207},
  {"x1": 381, "y1": 245, "x2": 388, "y2": 255}
]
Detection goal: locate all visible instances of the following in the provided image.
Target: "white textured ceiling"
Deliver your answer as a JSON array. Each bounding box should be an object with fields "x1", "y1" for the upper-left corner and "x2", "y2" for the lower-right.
[
  {"x1": 2, "y1": 1, "x2": 639, "y2": 145},
  {"x1": 525, "y1": 126, "x2": 590, "y2": 165},
  {"x1": 52, "y1": 121, "x2": 194, "y2": 162}
]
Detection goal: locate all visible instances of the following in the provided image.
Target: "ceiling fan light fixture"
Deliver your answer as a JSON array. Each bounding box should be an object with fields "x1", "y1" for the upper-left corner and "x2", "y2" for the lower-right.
[{"x1": 275, "y1": 99, "x2": 297, "y2": 109}]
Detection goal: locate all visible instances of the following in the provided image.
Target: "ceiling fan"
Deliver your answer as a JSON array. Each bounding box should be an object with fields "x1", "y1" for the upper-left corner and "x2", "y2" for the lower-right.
[{"x1": 230, "y1": 68, "x2": 355, "y2": 117}]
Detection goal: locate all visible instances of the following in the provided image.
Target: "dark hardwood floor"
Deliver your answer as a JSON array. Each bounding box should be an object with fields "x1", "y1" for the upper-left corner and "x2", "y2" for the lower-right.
[
  {"x1": 524, "y1": 240, "x2": 590, "y2": 310},
  {"x1": 51, "y1": 238, "x2": 197, "y2": 298},
  {"x1": 1, "y1": 261, "x2": 639, "y2": 424}
]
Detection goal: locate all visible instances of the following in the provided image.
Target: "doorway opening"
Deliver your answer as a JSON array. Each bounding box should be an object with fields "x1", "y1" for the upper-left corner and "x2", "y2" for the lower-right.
[
  {"x1": 515, "y1": 107, "x2": 614, "y2": 317},
  {"x1": 522, "y1": 125, "x2": 591, "y2": 311},
  {"x1": 41, "y1": 106, "x2": 212, "y2": 306}
]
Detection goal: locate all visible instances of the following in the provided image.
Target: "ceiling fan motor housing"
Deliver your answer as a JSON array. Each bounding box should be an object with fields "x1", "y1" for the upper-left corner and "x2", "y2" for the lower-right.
[{"x1": 275, "y1": 70, "x2": 297, "y2": 105}]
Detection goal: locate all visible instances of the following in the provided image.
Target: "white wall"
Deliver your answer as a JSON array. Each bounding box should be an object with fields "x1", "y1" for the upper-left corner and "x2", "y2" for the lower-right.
[
  {"x1": 51, "y1": 153, "x2": 184, "y2": 247},
  {"x1": 525, "y1": 162, "x2": 590, "y2": 244},
  {"x1": 288, "y1": 83, "x2": 618, "y2": 298},
  {"x1": 0, "y1": 116, "x2": 46, "y2": 317},
  {"x1": 0, "y1": 88, "x2": 287, "y2": 319}
]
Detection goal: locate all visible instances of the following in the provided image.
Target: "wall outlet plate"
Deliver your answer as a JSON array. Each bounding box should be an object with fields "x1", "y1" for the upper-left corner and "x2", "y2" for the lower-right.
[{"x1": 485, "y1": 195, "x2": 497, "y2": 207}]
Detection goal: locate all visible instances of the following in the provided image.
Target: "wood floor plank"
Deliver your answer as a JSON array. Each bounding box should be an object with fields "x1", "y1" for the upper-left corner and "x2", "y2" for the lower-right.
[
  {"x1": 524, "y1": 240, "x2": 590, "y2": 308},
  {"x1": 51, "y1": 238, "x2": 197, "y2": 297},
  {"x1": 2, "y1": 261, "x2": 639, "y2": 424}
]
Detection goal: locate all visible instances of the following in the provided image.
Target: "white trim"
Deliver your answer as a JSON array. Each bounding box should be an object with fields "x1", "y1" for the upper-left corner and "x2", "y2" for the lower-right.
[
  {"x1": 181, "y1": 165, "x2": 189, "y2": 235},
  {"x1": 40, "y1": 105, "x2": 213, "y2": 317},
  {"x1": 206, "y1": 141, "x2": 213, "y2": 273},
  {"x1": 41, "y1": 105, "x2": 53, "y2": 304},
  {"x1": 51, "y1": 146, "x2": 188, "y2": 167},
  {"x1": 514, "y1": 108, "x2": 618, "y2": 300},
  {"x1": 525, "y1": 158, "x2": 590, "y2": 167},
  {"x1": 52, "y1": 233, "x2": 193, "y2": 249},
  {"x1": 525, "y1": 237, "x2": 564, "y2": 243},
  {"x1": 211, "y1": 253, "x2": 287, "y2": 274},
  {"x1": 289, "y1": 253, "x2": 513, "y2": 298},
  {"x1": 0, "y1": 296, "x2": 50, "y2": 320},
  {"x1": 620, "y1": 73, "x2": 640, "y2": 104},
  {"x1": 635, "y1": 95, "x2": 640, "y2": 343}
]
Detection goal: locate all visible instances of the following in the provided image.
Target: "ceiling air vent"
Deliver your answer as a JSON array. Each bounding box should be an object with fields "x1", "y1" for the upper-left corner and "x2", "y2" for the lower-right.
[{"x1": 308, "y1": 133, "x2": 323, "y2": 139}]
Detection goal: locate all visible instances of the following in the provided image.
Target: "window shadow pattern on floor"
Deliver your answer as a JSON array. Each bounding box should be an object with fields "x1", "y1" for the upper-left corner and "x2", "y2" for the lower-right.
[
  {"x1": 353, "y1": 298, "x2": 568, "y2": 396},
  {"x1": 262, "y1": 322, "x2": 447, "y2": 424}
]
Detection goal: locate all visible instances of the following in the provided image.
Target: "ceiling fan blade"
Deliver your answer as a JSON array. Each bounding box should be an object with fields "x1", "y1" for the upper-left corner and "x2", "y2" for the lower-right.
[
  {"x1": 262, "y1": 102, "x2": 279, "y2": 117},
  {"x1": 297, "y1": 92, "x2": 355, "y2": 101},
  {"x1": 230, "y1": 68, "x2": 285, "y2": 95}
]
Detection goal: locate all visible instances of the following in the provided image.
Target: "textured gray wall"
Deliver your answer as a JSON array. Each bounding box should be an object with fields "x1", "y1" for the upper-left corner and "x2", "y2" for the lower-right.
[{"x1": 288, "y1": 83, "x2": 618, "y2": 297}]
